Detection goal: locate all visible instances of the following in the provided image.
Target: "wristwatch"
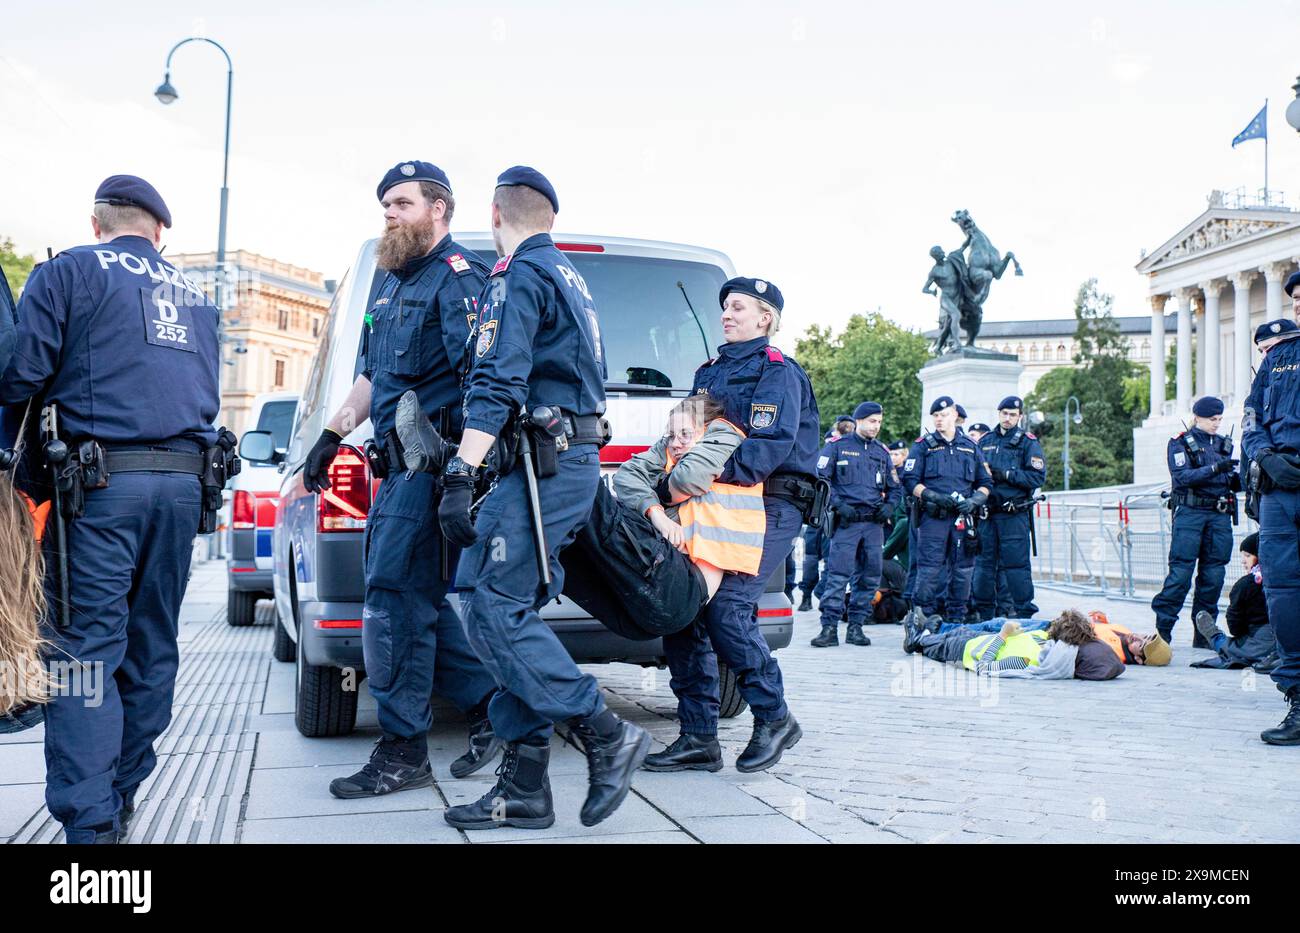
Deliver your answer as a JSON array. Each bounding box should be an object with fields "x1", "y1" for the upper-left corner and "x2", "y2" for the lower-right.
[{"x1": 443, "y1": 456, "x2": 480, "y2": 479}]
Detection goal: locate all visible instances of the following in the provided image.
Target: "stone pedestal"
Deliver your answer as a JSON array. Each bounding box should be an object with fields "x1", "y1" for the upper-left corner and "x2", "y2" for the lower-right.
[{"x1": 918, "y1": 348, "x2": 1024, "y2": 434}]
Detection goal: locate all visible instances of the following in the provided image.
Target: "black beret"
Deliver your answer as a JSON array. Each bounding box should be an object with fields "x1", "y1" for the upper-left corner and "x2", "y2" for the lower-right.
[
  {"x1": 1255, "y1": 319, "x2": 1298, "y2": 343},
  {"x1": 853, "y1": 401, "x2": 882, "y2": 419},
  {"x1": 1286, "y1": 271, "x2": 1300, "y2": 298},
  {"x1": 930, "y1": 396, "x2": 956, "y2": 415},
  {"x1": 94, "y1": 175, "x2": 171, "y2": 228},
  {"x1": 1192, "y1": 396, "x2": 1224, "y2": 417},
  {"x1": 1241, "y1": 532, "x2": 1259, "y2": 555},
  {"x1": 496, "y1": 165, "x2": 559, "y2": 214},
  {"x1": 377, "y1": 161, "x2": 452, "y2": 202},
  {"x1": 998, "y1": 395, "x2": 1023, "y2": 411},
  {"x1": 834, "y1": 413, "x2": 855, "y2": 424},
  {"x1": 968, "y1": 423, "x2": 991, "y2": 434},
  {"x1": 719, "y1": 277, "x2": 784, "y2": 312},
  {"x1": 955, "y1": 404, "x2": 967, "y2": 419},
  {"x1": 887, "y1": 439, "x2": 907, "y2": 451}
]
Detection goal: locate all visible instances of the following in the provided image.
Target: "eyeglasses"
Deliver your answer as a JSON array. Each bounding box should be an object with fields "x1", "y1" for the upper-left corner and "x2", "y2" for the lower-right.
[{"x1": 664, "y1": 427, "x2": 700, "y2": 445}]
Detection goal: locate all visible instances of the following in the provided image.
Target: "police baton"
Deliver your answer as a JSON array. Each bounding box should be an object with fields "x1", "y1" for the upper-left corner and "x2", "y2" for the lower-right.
[
  {"x1": 1028, "y1": 494, "x2": 1046, "y2": 558},
  {"x1": 516, "y1": 420, "x2": 551, "y2": 588},
  {"x1": 41, "y1": 404, "x2": 72, "y2": 631}
]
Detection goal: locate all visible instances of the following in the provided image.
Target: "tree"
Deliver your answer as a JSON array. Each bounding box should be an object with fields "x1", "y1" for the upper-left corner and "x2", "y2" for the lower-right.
[
  {"x1": 795, "y1": 312, "x2": 930, "y2": 445},
  {"x1": 0, "y1": 238, "x2": 36, "y2": 294}
]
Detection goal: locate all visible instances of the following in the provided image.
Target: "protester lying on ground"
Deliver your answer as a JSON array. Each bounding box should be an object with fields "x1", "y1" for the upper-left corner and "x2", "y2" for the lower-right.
[
  {"x1": 902, "y1": 609, "x2": 1123, "y2": 679},
  {"x1": 872, "y1": 557, "x2": 909, "y2": 624},
  {"x1": 0, "y1": 452, "x2": 50, "y2": 733},
  {"x1": 1191, "y1": 532, "x2": 1278, "y2": 671},
  {"x1": 614, "y1": 394, "x2": 763, "y2": 599},
  {"x1": 1088, "y1": 611, "x2": 1172, "y2": 666}
]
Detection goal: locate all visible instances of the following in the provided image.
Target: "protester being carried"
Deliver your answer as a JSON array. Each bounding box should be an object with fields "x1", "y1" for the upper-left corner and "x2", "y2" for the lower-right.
[
  {"x1": 0, "y1": 446, "x2": 50, "y2": 733},
  {"x1": 1191, "y1": 533, "x2": 1277, "y2": 671}
]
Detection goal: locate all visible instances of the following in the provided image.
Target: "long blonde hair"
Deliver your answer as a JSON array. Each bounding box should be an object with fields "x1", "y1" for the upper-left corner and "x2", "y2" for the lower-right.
[{"x1": 0, "y1": 419, "x2": 50, "y2": 715}]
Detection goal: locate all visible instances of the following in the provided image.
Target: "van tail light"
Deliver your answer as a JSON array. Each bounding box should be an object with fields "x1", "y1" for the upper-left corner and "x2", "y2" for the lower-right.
[
  {"x1": 232, "y1": 490, "x2": 256, "y2": 529},
  {"x1": 599, "y1": 444, "x2": 649, "y2": 466},
  {"x1": 317, "y1": 445, "x2": 371, "y2": 532}
]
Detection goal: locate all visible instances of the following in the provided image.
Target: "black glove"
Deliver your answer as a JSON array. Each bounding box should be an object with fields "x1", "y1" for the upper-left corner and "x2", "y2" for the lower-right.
[
  {"x1": 997, "y1": 468, "x2": 1013, "y2": 483},
  {"x1": 835, "y1": 502, "x2": 857, "y2": 522},
  {"x1": 958, "y1": 490, "x2": 987, "y2": 515},
  {"x1": 438, "y1": 472, "x2": 479, "y2": 547},
  {"x1": 1213, "y1": 458, "x2": 1239, "y2": 476},
  {"x1": 1259, "y1": 452, "x2": 1300, "y2": 490},
  {"x1": 303, "y1": 429, "x2": 342, "y2": 493},
  {"x1": 920, "y1": 488, "x2": 949, "y2": 511},
  {"x1": 654, "y1": 474, "x2": 675, "y2": 507}
]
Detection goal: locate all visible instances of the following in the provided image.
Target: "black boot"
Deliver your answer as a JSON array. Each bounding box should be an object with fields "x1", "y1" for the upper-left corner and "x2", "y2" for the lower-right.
[
  {"x1": 1193, "y1": 611, "x2": 1222, "y2": 650},
  {"x1": 443, "y1": 741, "x2": 555, "y2": 830},
  {"x1": 569, "y1": 710, "x2": 651, "y2": 827},
  {"x1": 797, "y1": 592, "x2": 813, "y2": 613},
  {"x1": 845, "y1": 622, "x2": 871, "y2": 646},
  {"x1": 735, "y1": 713, "x2": 802, "y2": 773},
  {"x1": 328, "y1": 737, "x2": 433, "y2": 799},
  {"x1": 902, "y1": 610, "x2": 925, "y2": 654},
  {"x1": 642, "y1": 732, "x2": 723, "y2": 772},
  {"x1": 394, "y1": 390, "x2": 452, "y2": 473},
  {"x1": 810, "y1": 624, "x2": 839, "y2": 647},
  {"x1": 449, "y1": 701, "x2": 503, "y2": 779},
  {"x1": 1261, "y1": 690, "x2": 1300, "y2": 746},
  {"x1": 117, "y1": 800, "x2": 136, "y2": 843},
  {"x1": 92, "y1": 827, "x2": 120, "y2": 845}
]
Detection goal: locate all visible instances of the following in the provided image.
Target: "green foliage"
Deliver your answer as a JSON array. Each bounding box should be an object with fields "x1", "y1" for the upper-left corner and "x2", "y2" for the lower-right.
[
  {"x1": 795, "y1": 312, "x2": 929, "y2": 445},
  {"x1": 1039, "y1": 434, "x2": 1126, "y2": 491},
  {"x1": 0, "y1": 237, "x2": 36, "y2": 294}
]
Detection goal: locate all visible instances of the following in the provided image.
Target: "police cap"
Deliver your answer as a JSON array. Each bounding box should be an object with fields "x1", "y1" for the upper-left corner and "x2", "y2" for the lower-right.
[
  {"x1": 94, "y1": 175, "x2": 172, "y2": 228},
  {"x1": 930, "y1": 396, "x2": 956, "y2": 415},
  {"x1": 1254, "y1": 319, "x2": 1298, "y2": 344},
  {"x1": 968, "y1": 422, "x2": 991, "y2": 434},
  {"x1": 887, "y1": 439, "x2": 907, "y2": 451},
  {"x1": 1285, "y1": 271, "x2": 1300, "y2": 299},
  {"x1": 853, "y1": 401, "x2": 882, "y2": 420},
  {"x1": 998, "y1": 395, "x2": 1024, "y2": 411},
  {"x1": 955, "y1": 404, "x2": 967, "y2": 419},
  {"x1": 1192, "y1": 396, "x2": 1224, "y2": 418},
  {"x1": 495, "y1": 165, "x2": 559, "y2": 214},
  {"x1": 719, "y1": 277, "x2": 784, "y2": 312},
  {"x1": 834, "y1": 413, "x2": 855, "y2": 426},
  {"x1": 377, "y1": 161, "x2": 452, "y2": 202}
]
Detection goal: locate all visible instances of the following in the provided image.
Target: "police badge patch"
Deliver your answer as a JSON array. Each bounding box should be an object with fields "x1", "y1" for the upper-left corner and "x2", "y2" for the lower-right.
[
  {"x1": 476, "y1": 319, "x2": 498, "y2": 357},
  {"x1": 1174, "y1": 451, "x2": 1187, "y2": 467},
  {"x1": 817, "y1": 455, "x2": 830, "y2": 470},
  {"x1": 751, "y1": 403, "x2": 778, "y2": 429},
  {"x1": 447, "y1": 253, "x2": 471, "y2": 274},
  {"x1": 904, "y1": 458, "x2": 916, "y2": 471},
  {"x1": 400, "y1": 163, "x2": 416, "y2": 176},
  {"x1": 1030, "y1": 456, "x2": 1045, "y2": 470}
]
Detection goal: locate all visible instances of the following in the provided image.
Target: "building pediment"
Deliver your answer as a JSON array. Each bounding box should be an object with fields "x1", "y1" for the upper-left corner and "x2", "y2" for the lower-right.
[{"x1": 1136, "y1": 202, "x2": 1299, "y2": 273}]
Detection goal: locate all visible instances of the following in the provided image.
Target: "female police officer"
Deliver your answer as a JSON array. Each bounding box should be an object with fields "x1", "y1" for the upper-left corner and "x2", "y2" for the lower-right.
[{"x1": 643, "y1": 277, "x2": 821, "y2": 774}]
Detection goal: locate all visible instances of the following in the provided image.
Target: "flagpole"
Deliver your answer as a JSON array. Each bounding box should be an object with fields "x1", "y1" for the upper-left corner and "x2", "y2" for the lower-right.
[{"x1": 1265, "y1": 98, "x2": 1270, "y2": 205}]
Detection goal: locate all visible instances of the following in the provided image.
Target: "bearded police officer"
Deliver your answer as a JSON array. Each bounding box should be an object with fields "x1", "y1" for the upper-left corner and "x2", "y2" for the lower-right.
[
  {"x1": 902, "y1": 396, "x2": 993, "y2": 626},
  {"x1": 302, "y1": 162, "x2": 502, "y2": 799},
  {"x1": 435, "y1": 167, "x2": 650, "y2": 830},
  {"x1": 1242, "y1": 314, "x2": 1300, "y2": 743},
  {"x1": 0, "y1": 176, "x2": 228, "y2": 844},
  {"x1": 811, "y1": 401, "x2": 900, "y2": 648},
  {"x1": 972, "y1": 396, "x2": 1045, "y2": 620},
  {"x1": 1151, "y1": 396, "x2": 1238, "y2": 648}
]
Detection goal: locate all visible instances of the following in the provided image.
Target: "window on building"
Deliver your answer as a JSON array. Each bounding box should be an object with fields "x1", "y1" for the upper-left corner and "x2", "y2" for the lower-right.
[
  {"x1": 278, "y1": 309, "x2": 288, "y2": 331},
  {"x1": 1016, "y1": 344, "x2": 1024, "y2": 359},
  {"x1": 1057, "y1": 344, "x2": 1067, "y2": 361},
  {"x1": 1002, "y1": 344, "x2": 1011, "y2": 355},
  {"x1": 312, "y1": 317, "x2": 320, "y2": 338},
  {"x1": 1029, "y1": 344, "x2": 1039, "y2": 361},
  {"x1": 273, "y1": 358, "x2": 286, "y2": 388},
  {"x1": 1141, "y1": 339, "x2": 1150, "y2": 360}
]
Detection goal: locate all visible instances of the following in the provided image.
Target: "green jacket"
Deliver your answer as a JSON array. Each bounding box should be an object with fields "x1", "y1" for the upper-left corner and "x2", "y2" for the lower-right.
[{"x1": 613, "y1": 420, "x2": 743, "y2": 518}]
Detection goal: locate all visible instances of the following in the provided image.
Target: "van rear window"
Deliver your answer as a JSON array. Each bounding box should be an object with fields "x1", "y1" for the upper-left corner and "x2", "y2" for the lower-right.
[{"x1": 256, "y1": 400, "x2": 297, "y2": 449}]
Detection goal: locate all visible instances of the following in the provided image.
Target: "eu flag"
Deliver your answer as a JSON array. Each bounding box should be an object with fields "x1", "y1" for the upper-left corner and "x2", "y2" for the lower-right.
[{"x1": 1232, "y1": 102, "x2": 1267, "y2": 147}]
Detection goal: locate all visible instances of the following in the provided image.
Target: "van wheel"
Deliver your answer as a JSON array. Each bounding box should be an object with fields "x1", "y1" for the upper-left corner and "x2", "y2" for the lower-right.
[
  {"x1": 272, "y1": 614, "x2": 296, "y2": 662},
  {"x1": 228, "y1": 589, "x2": 258, "y2": 627},
  {"x1": 718, "y1": 662, "x2": 748, "y2": 719},
  {"x1": 295, "y1": 640, "x2": 358, "y2": 737}
]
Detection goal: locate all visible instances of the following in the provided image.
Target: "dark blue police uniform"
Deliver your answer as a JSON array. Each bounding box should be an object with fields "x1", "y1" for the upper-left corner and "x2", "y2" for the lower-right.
[
  {"x1": 815, "y1": 426, "x2": 901, "y2": 632},
  {"x1": 358, "y1": 232, "x2": 497, "y2": 744},
  {"x1": 663, "y1": 331, "x2": 820, "y2": 734},
  {"x1": 456, "y1": 232, "x2": 610, "y2": 743},
  {"x1": 1151, "y1": 413, "x2": 1236, "y2": 644},
  {"x1": 0, "y1": 177, "x2": 219, "y2": 843},
  {"x1": 972, "y1": 420, "x2": 1045, "y2": 619},
  {"x1": 901, "y1": 418, "x2": 992, "y2": 625}
]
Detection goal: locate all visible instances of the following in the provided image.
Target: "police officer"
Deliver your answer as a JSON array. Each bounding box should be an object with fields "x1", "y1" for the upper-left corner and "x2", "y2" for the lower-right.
[
  {"x1": 902, "y1": 396, "x2": 992, "y2": 626},
  {"x1": 1242, "y1": 313, "x2": 1300, "y2": 743},
  {"x1": 811, "y1": 401, "x2": 901, "y2": 647},
  {"x1": 883, "y1": 439, "x2": 911, "y2": 576},
  {"x1": 644, "y1": 276, "x2": 819, "y2": 774},
  {"x1": 804, "y1": 413, "x2": 856, "y2": 613},
  {"x1": 972, "y1": 396, "x2": 1046, "y2": 620},
  {"x1": 301, "y1": 162, "x2": 502, "y2": 799},
  {"x1": 966, "y1": 422, "x2": 989, "y2": 443},
  {"x1": 1151, "y1": 396, "x2": 1238, "y2": 648},
  {"x1": 0, "y1": 176, "x2": 223, "y2": 844},
  {"x1": 434, "y1": 167, "x2": 650, "y2": 829}
]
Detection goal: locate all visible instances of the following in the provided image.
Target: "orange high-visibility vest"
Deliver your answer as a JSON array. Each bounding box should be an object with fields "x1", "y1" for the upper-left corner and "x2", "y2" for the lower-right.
[
  {"x1": 19, "y1": 491, "x2": 50, "y2": 544},
  {"x1": 1092, "y1": 621, "x2": 1133, "y2": 662},
  {"x1": 668, "y1": 420, "x2": 766, "y2": 576}
]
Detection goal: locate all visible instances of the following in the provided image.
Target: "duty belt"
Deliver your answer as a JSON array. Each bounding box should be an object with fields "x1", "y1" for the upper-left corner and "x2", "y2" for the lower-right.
[
  {"x1": 103, "y1": 449, "x2": 204, "y2": 475},
  {"x1": 555, "y1": 412, "x2": 608, "y2": 449},
  {"x1": 999, "y1": 499, "x2": 1035, "y2": 513},
  {"x1": 1176, "y1": 490, "x2": 1233, "y2": 512}
]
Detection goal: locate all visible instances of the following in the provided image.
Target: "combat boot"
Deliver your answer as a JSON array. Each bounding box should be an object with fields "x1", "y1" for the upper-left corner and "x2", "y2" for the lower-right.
[
  {"x1": 642, "y1": 732, "x2": 723, "y2": 772},
  {"x1": 810, "y1": 624, "x2": 839, "y2": 647},
  {"x1": 328, "y1": 736, "x2": 434, "y2": 799},
  {"x1": 443, "y1": 741, "x2": 555, "y2": 830},
  {"x1": 845, "y1": 622, "x2": 871, "y2": 646},
  {"x1": 1261, "y1": 689, "x2": 1300, "y2": 746},
  {"x1": 902, "y1": 610, "x2": 925, "y2": 654},
  {"x1": 797, "y1": 592, "x2": 813, "y2": 613},
  {"x1": 570, "y1": 709, "x2": 652, "y2": 827},
  {"x1": 735, "y1": 713, "x2": 802, "y2": 773},
  {"x1": 449, "y1": 702, "x2": 503, "y2": 779},
  {"x1": 394, "y1": 390, "x2": 452, "y2": 474}
]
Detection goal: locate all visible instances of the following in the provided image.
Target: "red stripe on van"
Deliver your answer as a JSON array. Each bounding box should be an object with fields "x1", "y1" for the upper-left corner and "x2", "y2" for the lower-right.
[
  {"x1": 600, "y1": 444, "x2": 650, "y2": 465},
  {"x1": 555, "y1": 243, "x2": 605, "y2": 253}
]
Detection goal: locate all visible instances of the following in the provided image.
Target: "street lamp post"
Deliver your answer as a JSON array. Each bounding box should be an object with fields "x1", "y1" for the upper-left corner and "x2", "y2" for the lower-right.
[
  {"x1": 1062, "y1": 396, "x2": 1083, "y2": 491},
  {"x1": 1287, "y1": 74, "x2": 1300, "y2": 137}
]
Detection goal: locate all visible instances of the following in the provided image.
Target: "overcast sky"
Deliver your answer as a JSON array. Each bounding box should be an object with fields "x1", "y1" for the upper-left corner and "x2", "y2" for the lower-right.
[{"x1": 4, "y1": 0, "x2": 1299, "y2": 349}]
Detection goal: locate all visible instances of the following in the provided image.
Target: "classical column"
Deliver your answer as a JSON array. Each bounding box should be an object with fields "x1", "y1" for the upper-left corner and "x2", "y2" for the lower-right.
[
  {"x1": 1231, "y1": 270, "x2": 1256, "y2": 405},
  {"x1": 1149, "y1": 294, "x2": 1167, "y2": 417},
  {"x1": 1263, "y1": 262, "x2": 1287, "y2": 322},
  {"x1": 1201, "y1": 280, "x2": 1224, "y2": 397},
  {"x1": 1174, "y1": 287, "x2": 1192, "y2": 413},
  {"x1": 1194, "y1": 297, "x2": 1206, "y2": 397}
]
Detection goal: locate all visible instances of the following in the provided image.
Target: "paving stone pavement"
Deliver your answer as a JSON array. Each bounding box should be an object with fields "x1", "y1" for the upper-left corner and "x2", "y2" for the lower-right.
[{"x1": 4, "y1": 560, "x2": 1298, "y2": 844}]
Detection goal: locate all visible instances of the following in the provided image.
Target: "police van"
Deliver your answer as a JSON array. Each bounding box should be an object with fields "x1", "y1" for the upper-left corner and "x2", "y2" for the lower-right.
[{"x1": 270, "y1": 235, "x2": 794, "y2": 737}]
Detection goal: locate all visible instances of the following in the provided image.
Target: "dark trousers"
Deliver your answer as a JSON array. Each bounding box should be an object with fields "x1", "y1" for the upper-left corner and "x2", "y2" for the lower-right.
[
  {"x1": 362, "y1": 471, "x2": 496, "y2": 745},
  {"x1": 1257, "y1": 490, "x2": 1300, "y2": 694},
  {"x1": 800, "y1": 525, "x2": 823, "y2": 592},
  {"x1": 1150, "y1": 506, "x2": 1232, "y2": 641},
  {"x1": 456, "y1": 445, "x2": 603, "y2": 742},
  {"x1": 913, "y1": 512, "x2": 976, "y2": 624},
  {"x1": 663, "y1": 497, "x2": 798, "y2": 736},
  {"x1": 917, "y1": 626, "x2": 976, "y2": 664},
  {"x1": 42, "y1": 473, "x2": 200, "y2": 843},
  {"x1": 972, "y1": 509, "x2": 1038, "y2": 619},
  {"x1": 818, "y1": 520, "x2": 884, "y2": 626}
]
